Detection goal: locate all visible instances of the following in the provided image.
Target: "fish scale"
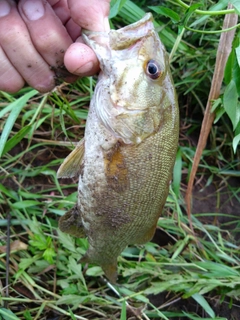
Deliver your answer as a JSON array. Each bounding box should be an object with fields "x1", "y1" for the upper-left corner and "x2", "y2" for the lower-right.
[{"x1": 57, "y1": 13, "x2": 179, "y2": 283}]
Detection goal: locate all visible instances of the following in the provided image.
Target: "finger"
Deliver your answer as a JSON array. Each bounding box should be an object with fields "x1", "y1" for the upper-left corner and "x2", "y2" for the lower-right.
[
  {"x1": 47, "y1": 0, "x2": 81, "y2": 41},
  {"x1": 0, "y1": 0, "x2": 55, "y2": 92},
  {"x1": 0, "y1": 45, "x2": 24, "y2": 93},
  {"x1": 65, "y1": 18, "x2": 81, "y2": 41},
  {"x1": 65, "y1": 0, "x2": 111, "y2": 77},
  {"x1": 49, "y1": 0, "x2": 69, "y2": 24},
  {"x1": 67, "y1": 0, "x2": 111, "y2": 32},
  {"x1": 18, "y1": 0, "x2": 73, "y2": 70},
  {"x1": 18, "y1": 0, "x2": 79, "y2": 83},
  {"x1": 64, "y1": 42, "x2": 99, "y2": 77}
]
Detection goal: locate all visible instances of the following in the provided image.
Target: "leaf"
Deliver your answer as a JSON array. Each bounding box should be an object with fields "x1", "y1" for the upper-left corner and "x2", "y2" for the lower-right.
[
  {"x1": 211, "y1": 98, "x2": 225, "y2": 124},
  {"x1": 230, "y1": 0, "x2": 240, "y2": 14},
  {"x1": 19, "y1": 257, "x2": 39, "y2": 270},
  {"x1": 149, "y1": 6, "x2": 180, "y2": 23},
  {"x1": 110, "y1": 0, "x2": 128, "y2": 18},
  {"x1": 190, "y1": 0, "x2": 229, "y2": 27},
  {"x1": 195, "y1": 261, "x2": 240, "y2": 277},
  {"x1": 233, "y1": 133, "x2": 240, "y2": 153},
  {"x1": 57, "y1": 295, "x2": 86, "y2": 309},
  {"x1": 191, "y1": 293, "x2": 215, "y2": 318},
  {"x1": 119, "y1": 0, "x2": 189, "y2": 51},
  {"x1": 223, "y1": 80, "x2": 239, "y2": 130},
  {"x1": 232, "y1": 54, "x2": 240, "y2": 96},
  {"x1": 120, "y1": 300, "x2": 127, "y2": 320},
  {"x1": 1, "y1": 126, "x2": 32, "y2": 156},
  {"x1": 68, "y1": 308, "x2": 78, "y2": 320},
  {"x1": 172, "y1": 148, "x2": 182, "y2": 198},
  {"x1": 58, "y1": 229, "x2": 76, "y2": 253},
  {"x1": 224, "y1": 30, "x2": 240, "y2": 91},
  {"x1": 0, "y1": 240, "x2": 28, "y2": 253},
  {"x1": 23, "y1": 310, "x2": 33, "y2": 320},
  {"x1": 85, "y1": 266, "x2": 103, "y2": 277},
  {"x1": 235, "y1": 43, "x2": 240, "y2": 66},
  {"x1": 0, "y1": 89, "x2": 38, "y2": 157},
  {"x1": 0, "y1": 308, "x2": 21, "y2": 320},
  {"x1": 68, "y1": 256, "x2": 87, "y2": 289},
  {"x1": 182, "y1": 3, "x2": 202, "y2": 27},
  {"x1": 0, "y1": 184, "x2": 18, "y2": 200},
  {"x1": 182, "y1": 311, "x2": 226, "y2": 320},
  {"x1": 43, "y1": 247, "x2": 56, "y2": 264},
  {"x1": 224, "y1": 47, "x2": 235, "y2": 85},
  {"x1": 134, "y1": 294, "x2": 149, "y2": 303},
  {"x1": 11, "y1": 200, "x2": 41, "y2": 209}
]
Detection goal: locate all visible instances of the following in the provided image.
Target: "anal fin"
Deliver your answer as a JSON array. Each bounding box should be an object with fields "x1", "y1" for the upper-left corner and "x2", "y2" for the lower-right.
[{"x1": 59, "y1": 205, "x2": 85, "y2": 238}]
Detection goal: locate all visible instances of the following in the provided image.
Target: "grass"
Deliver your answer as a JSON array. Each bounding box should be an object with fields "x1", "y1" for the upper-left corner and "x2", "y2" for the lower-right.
[{"x1": 0, "y1": 0, "x2": 240, "y2": 319}]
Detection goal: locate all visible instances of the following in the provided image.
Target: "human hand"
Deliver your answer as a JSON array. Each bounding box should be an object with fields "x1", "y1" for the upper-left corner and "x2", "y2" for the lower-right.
[
  {"x1": 64, "y1": 0, "x2": 110, "y2": 77},
  {"x1": 0, "y1": 0, "x2": 110, "y2": 93}
]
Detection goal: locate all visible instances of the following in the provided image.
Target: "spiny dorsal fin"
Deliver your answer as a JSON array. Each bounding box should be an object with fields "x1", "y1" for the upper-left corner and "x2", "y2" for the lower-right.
[{"x1": 57, "y1": 138, "x2": 85, "y2": 178}]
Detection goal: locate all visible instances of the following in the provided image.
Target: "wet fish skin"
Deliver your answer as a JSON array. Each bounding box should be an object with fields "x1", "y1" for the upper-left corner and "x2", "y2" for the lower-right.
[{"x1": 58, "y1": 13, "x2": 179, "y2": 283}]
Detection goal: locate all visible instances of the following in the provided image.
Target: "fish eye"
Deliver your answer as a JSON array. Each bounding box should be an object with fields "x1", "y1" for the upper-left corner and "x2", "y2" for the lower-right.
[{"x1": 146, "y1": 60, "x2": 161, "y2": 80}]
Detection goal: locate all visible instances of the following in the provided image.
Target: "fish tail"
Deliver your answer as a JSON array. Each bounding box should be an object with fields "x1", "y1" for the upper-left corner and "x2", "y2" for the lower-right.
[
  {"x1": 102, "y1": 262, "x2": 118, "y2": 284},
  {"x1": 80, "y1": 253, "x2": 118, "y2": 283}
]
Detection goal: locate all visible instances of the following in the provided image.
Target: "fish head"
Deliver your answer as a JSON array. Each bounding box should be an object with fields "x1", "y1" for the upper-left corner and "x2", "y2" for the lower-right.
[{"x1": 83, "y1": 13, "x2": 177, "y2": 144}]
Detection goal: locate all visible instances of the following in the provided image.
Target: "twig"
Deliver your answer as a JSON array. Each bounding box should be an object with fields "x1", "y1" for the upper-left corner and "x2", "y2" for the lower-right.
[
  {"x1": 5, "y1": 212, "x2": 11, "y2": 307},
  {"x1": 185, "y1": 5, "x2": 238, "y2": 230}
]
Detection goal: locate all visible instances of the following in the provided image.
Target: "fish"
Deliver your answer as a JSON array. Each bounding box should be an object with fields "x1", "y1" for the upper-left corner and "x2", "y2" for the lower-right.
[{"x1": 57, "y1": 13, "x2": 179, "y2": 283}]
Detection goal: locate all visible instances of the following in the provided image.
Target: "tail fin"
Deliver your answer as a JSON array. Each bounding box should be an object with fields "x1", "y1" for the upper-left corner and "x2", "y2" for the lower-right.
[{"x1": 80, "y1": 253, "x2": 118, "y2": 283}]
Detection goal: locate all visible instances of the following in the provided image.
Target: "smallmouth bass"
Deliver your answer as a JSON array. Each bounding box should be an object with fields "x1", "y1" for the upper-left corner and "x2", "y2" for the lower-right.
[{"x1": 58, "y1": 13, "x2": 179, "y2": 283}]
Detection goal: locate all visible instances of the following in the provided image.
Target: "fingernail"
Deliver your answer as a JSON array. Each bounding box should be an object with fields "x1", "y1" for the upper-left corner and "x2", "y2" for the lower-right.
[
  {"x1": 22, "y1": 0, "x2": 45, "y2": 21},
  {"x1": 0, "y1": 1, "x2": 11, "y2": 17},
  {"x1": 76, "y1": 61, "x2": 94, "y2": 74}
]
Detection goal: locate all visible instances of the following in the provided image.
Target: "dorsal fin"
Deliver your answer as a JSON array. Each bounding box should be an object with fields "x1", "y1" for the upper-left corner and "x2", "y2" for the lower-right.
[{"x1": 57, "y1": 138, "x2": 85, "y2": 178}]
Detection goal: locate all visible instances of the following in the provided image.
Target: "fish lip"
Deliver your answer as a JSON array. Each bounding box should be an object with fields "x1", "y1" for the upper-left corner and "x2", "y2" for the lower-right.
[
  {"x1": 82, "y1": 12, "x2": 153, "y2": 36},
  {"x1": 82, "y1": 13, "x2": 154, "y2": 52}
]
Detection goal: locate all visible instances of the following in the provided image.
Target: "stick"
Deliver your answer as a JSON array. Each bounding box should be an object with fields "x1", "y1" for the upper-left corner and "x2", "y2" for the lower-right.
[{"x1": 185, "y1": 5, "x2": 238, "y2": 230}]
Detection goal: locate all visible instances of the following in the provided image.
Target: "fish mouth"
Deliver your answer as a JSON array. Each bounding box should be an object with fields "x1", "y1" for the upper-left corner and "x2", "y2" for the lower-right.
[
  {"x1": 109, "y1": 13, "x2": 154, "y2": 50},
  {"x1": 82, "y1": 13, "x2": 154, "y2": 52}
]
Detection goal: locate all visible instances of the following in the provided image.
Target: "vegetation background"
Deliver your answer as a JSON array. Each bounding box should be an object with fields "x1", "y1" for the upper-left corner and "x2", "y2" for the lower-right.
[{"x1": 0, "y1": 0, "x2": 239, "y2": 319}]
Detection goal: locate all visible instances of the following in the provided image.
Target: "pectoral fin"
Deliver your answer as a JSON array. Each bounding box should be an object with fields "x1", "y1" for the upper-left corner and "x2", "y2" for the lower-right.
[
  {"x1": 57, "y1": 138, "x2": 85, "y2": 178},
  {"x1": 59, "y1": 205, "x2": 85, "y2": 238}
]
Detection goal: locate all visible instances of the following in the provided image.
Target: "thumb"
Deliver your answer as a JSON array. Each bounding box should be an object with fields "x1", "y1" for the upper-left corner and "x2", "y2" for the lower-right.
[{"x1": 67, "y1": 0, "x2": 110, "y2": 32}]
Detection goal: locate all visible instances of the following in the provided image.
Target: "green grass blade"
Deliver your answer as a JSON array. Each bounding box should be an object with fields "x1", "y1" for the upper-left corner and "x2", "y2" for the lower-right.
[
  {"x1": 2, "y1": 126, "x2": 32, "y2": 156},
  {"x1": 172, "y1": 148, "x2": 182, "y2": 198},
  {"x1": 120, "y1": 300, "x2": 127, "y2": 320},
  {"x1": 119, "y1": 0, "x2": 188, "y2": 51},
  {"x1": 191, "y1": 293, "x2": 215, "y2": 318},
  {"x1": 0, "y1": 308, "x2": 21, "y2": 320},
  {"x1": 0, "y1": 89, "x2": 38, "y2": 157},
  {"x1": 110, "y1": 0, "x2": 128, "y2": 18},
  {"x1": 189, "y1": 0, "x2": 229, "y2": 27}
]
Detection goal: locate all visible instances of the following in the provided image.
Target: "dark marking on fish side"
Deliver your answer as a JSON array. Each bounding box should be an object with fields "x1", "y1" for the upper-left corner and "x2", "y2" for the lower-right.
[{"x1": 103, "y1": 141, "x2": 129, "y2": 192}]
